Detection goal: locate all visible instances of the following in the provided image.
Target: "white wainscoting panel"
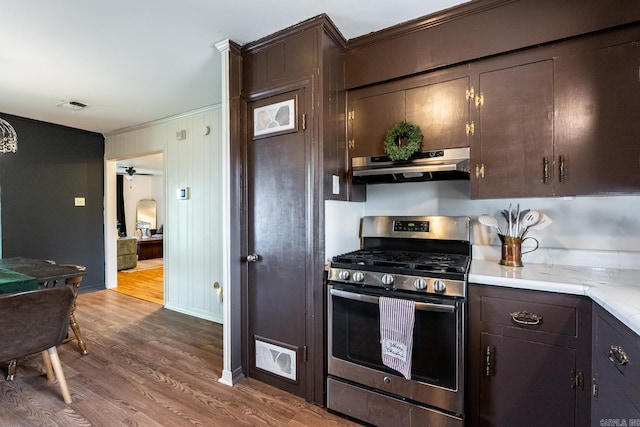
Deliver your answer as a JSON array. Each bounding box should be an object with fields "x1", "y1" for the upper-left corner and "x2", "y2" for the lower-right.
[
  {"x1": 163, "y1": 108, "x2": 223, "y2": 323},
  {"x1": 105, "y1": 106, "x2": 223, "y2": 323}
]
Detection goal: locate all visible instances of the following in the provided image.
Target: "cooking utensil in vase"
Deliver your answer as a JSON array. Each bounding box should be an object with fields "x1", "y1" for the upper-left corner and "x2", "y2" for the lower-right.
[
  {"x1": 529, "y1": 212, "x2": 553, "y2": 230},
  {"x1": 519, "y1": 210, "x2": 541, "y2": 237},
  {"x1": 479, "y1": 215, "x2": 503, "y2": 234}
]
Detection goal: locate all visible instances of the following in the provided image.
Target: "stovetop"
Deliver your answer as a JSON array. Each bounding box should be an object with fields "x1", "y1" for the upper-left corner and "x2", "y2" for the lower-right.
[
  {"x1": 331, "y1": 249, "x2": 469, "y2": 276},
  {"x1": 327, "y1": 216, "x2": 471, "y2": 298}
]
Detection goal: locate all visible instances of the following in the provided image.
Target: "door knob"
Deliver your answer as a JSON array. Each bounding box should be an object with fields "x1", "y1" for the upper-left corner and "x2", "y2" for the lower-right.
[{"x1": 246, "y1": 253, "x2": 260, "y2": 263}]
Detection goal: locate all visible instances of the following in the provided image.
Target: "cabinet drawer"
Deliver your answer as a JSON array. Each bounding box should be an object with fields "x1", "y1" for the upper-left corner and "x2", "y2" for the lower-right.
[{"x1": 480, "y1": 292, "x2": 579, "y2": 337}]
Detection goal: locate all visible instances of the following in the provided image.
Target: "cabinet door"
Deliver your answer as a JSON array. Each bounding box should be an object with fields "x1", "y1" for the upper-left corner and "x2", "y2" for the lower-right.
[
  {"x1": 480, "y1": 333, "x2": 577, "y2": 427},
  {"x1": 405, "y1": 76, "x2": 470, "y2": 151},
  {"x1": 468, "y1": 284, "x2": 592, "y2": 427},
  {"x1": 349, "y1": 91, "x2": 405, "y2": 158},
  {"x1": 555, "y1": 41, "x2": 640, "y2": 195},
  {"x1": 472, "y1": 59, "x2": 554, "y2": 198},
  {"x1": 592, "y1": 304, "x2": 640, "y2": 421}
]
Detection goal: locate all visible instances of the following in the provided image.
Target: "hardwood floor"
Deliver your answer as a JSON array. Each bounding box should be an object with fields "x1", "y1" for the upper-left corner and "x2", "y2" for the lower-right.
[
  {"x1": 115, "y1": 260, "x2": 163, "y2": 305},
  {"x1": 0, "y1": 290, "x2": 361, "y2": 426}
]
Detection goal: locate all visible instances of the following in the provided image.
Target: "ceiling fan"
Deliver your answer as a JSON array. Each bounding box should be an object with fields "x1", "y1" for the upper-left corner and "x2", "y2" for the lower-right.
[
  {"x1": 116, "y1": 163, "x2": 161, "y2": 178},
  {"x1": 121, "y1": 166, "x2": 137, "y2": 181}
]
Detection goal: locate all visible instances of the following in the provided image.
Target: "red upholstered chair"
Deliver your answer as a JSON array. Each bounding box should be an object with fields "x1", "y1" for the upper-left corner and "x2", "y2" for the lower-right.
[{"x1": 0, "y1": 287, "x2": 75, "y2": 403}]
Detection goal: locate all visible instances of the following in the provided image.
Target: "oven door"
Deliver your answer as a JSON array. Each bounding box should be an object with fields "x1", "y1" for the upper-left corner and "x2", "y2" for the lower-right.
[{"x1": 327, "y1": 283, "x2": 465, "y2": 416}]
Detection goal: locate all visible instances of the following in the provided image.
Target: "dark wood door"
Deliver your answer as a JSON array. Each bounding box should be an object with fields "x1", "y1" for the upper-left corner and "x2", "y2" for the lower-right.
[
  {"x1": 349, "y1": 91, "x2": 405, "y2": 158},
  {"x1": 246, "y1": 88, "x2": 308, "y2": 397},
  {"x1": 555, "y1": 40, "x2": 640, "y2": 195},
  {"x1": 405, "y1": 76, "x2": 470, "y2": 151},
  {"x1": 479, "y1": 333, "x2": 577, "y2": 427},
  {"x1": 472, "y1": 59, "x2": 554, "y2": 198}
]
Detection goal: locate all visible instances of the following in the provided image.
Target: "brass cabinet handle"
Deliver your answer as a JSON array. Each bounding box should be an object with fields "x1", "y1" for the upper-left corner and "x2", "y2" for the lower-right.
[
  {"x1": 466, "y1": 121, "x2": 475, "y2": 135},
  {"x1": 559, "y1": 155, "x2": 566, "y2": 182},
  {"x1": 543, "y1": 157, "x2": 549, "y2": 184},
  {"x1": 475, "y1": 163, "x2": 485, "y2": 179},
  {"x1": 608, "y1": 345, "x2": 629, "y2": 366},
  {"x1": 485, "y1": 346, "x2": 492, "y2": 377},
  {"x1": 466, "y1": 86, "x2": 475, "y2": 101},
  {"x1": 571, "y1": 370, "x2": 585, "y2": 391},
  {"x1": 509, "y1": 310, "x2": 543, "y2": 325}
]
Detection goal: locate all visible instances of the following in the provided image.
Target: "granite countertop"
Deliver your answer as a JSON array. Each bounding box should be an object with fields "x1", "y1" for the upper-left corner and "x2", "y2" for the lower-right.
[{"x1": 470, "y1": 260, "x2": 640, "y2": 336}]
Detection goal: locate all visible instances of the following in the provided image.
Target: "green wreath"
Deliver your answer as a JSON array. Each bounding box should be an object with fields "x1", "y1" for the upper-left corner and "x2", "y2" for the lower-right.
[{"x1": 384, "y1": 121, "x2": 422, "y2": 161}]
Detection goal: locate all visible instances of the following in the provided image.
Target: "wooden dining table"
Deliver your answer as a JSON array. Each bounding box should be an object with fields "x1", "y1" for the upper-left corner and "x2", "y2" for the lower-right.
[
  {"x1": 0, "y1": 257, "x2": 86, "y2": 288},
  {"x1": 0, "y1": 257, "x2": 88, "y2": 380}
]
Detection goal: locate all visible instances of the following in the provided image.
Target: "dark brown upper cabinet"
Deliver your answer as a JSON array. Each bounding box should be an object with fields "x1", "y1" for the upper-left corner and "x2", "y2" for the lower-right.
[
  {"x1": 470, "y1": 54, "x2": 554, "y2": 199},
  {"x1": 348, "y1": 90, "x2": 405, "y2": 159},
  {"x1": 345, "y1": 0, "x2": 640, "y2": 90},
  {"x1": 470, "y1": 25, "x2": 640, "y2": 199},
  {"x1": 405, "y1": 73, "x2": 471, "y2": 151},
  {"x1": 554, "y1": 38, "x2": 640, "y2": 196},
  {"x1": 347, "y1": 65, "x2": 472, "y2": 159}
]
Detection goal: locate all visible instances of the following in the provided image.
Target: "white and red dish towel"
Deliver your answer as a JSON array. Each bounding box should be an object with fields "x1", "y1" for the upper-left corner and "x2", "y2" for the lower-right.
[{"x1": 379, "y1": 296, "x2": 415, "y2": 380}]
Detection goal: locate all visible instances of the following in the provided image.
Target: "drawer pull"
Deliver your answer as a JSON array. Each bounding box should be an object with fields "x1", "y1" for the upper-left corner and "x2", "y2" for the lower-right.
[
  {"x1": 485, "y1": 346, "x2": 492, "y2": 377},
  {"x1": 608, "y1": 345, "x2": 629, "y2": 366},
  {"x1": 509, "y1": 310, "x2": 542, "y2": 325}
]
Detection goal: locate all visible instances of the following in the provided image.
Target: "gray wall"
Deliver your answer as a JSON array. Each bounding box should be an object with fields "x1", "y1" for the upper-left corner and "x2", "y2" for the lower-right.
[{"x1": 0, "y1": 113, "x2": 105, "y2": 291}]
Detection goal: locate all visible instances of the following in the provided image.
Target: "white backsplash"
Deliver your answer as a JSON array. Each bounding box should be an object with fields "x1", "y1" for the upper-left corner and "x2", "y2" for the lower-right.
[{"x1": 325, "y1": 180, "x2": 640, "y2": 270}]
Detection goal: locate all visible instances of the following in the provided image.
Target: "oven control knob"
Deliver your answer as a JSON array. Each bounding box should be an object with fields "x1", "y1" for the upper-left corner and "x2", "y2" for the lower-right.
[
  {"x1": 433, "y1": 280, "x2": 447, "y2": 293},
  {"x1": 414, "y1": 278, "x2": 427, "y2": 290},
  {"x1": 352, "y1": 272, "x2": 364, "y2": 282},
  {"x1": 338, "y1": 270, "x2": 350, "y2": 281},
  {"x1": 381, "y1": 274, "x2": 394, "y2": 286}
]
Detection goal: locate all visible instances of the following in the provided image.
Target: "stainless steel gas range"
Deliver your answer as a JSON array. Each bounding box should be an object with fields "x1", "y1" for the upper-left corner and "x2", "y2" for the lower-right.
[{"x1": 326, "y1": 216, "x2": 470, "y2": 427}]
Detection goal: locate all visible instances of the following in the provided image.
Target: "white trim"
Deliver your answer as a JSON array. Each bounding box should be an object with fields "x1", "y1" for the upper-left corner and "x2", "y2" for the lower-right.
[
  {"x1": 163, "y1": 303, "x2": 223, "y2": 324},
  {"x1": 215, "y1": 39, "x2": 235, "y2": 387},
  {"x1": 104, "y1": 105, "x2": 220, "y2": 137},
  {"x1": 104, "y1": 159, "x2": 118, "y2": 289}
]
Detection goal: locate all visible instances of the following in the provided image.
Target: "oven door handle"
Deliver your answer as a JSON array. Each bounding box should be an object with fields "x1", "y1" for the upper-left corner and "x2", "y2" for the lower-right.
[{"x1": 330, "y1": 288, "x2": 456, "y2": 313}]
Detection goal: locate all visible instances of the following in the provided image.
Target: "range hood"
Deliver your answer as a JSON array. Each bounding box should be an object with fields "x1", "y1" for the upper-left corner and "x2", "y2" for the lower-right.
[{"x1": 352, "y1": 147, "x2": 470, "y2": 184}]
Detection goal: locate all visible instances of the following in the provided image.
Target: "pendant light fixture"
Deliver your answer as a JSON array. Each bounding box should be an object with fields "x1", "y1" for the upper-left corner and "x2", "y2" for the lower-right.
[{"x1": 0, "y1": 117, "x2": 18, "y2": 153}]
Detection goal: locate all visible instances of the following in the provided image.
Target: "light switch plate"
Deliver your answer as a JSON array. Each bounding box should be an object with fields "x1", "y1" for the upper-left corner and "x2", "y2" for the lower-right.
[{"x1": 332, "y1": 175, "x2": 340, "y2": 195}]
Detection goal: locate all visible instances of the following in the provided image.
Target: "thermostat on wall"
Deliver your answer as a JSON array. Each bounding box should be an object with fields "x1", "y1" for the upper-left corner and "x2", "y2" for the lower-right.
[{"x1": 176, "y1": 187, "x2": 190, "y2": 200}]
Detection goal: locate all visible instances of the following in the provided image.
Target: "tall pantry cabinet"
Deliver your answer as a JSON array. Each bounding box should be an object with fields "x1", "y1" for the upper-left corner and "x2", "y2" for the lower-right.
[{"x1": 239, "y1": 15, "x2": 346, "y2": 405}]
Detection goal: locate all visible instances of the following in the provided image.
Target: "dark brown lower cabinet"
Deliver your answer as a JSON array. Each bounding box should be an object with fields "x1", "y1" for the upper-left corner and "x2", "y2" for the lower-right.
[
  {"x1": 592, "y1": 303, "x2": 640, "y2": 423},
  {"x1": 468, "y1": 284, "x2": 591, "y2": 426}
]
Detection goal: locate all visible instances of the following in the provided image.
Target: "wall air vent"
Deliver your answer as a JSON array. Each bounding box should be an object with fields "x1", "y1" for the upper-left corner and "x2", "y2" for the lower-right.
[{"x1": 57, "y1": 100, "x2": 89, "y2": 111}]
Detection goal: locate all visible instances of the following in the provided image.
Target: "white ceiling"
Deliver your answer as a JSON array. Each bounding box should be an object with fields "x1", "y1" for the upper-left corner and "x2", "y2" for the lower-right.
[{"x1": 1, "y1": 0, "x2": 467, "y2": 136}]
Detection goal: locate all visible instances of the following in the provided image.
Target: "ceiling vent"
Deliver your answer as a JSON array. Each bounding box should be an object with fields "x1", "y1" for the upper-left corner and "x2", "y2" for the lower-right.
[{"x1": 57, "y1": 100, "x2": 89, "y2": 111}]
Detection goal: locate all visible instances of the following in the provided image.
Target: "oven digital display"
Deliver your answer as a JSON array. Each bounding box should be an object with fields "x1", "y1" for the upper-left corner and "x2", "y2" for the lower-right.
[{"x1": 394, "y1": 220, "x2": 429, "y2": 232}]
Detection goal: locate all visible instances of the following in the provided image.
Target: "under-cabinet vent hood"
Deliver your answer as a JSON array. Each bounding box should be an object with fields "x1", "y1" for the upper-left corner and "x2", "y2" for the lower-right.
[{"x1": 352, "y1": 147, "x2": 470, "y2": 184}]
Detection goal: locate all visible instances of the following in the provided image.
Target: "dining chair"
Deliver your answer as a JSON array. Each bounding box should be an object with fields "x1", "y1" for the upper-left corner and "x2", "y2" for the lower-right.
[
  {"x1": 59, "y1": 264, "x2": 88, "y2": 355},
  {"x1": 0, "y1": 286, "x2": 75, "y2": 404}
]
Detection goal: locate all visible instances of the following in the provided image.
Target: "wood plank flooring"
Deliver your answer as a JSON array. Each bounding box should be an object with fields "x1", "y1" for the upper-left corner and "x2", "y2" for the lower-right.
[
  {"x1": 0, "y1": 290, "x2": 362, "y2": 426},
  {"x1": 115, "y1": 264, "x2": 163, "y2": 305}
]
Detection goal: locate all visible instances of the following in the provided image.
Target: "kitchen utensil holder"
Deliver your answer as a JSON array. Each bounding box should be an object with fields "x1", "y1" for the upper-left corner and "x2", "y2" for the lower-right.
[{"x1": 499, "y1": 235, "x2": 538, "y2": 267}]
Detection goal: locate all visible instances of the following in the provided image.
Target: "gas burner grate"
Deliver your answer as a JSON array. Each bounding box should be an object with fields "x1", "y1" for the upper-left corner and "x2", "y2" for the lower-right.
[{"x1": 332, "y1": 249, "x2": 469, "y2": 275}]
